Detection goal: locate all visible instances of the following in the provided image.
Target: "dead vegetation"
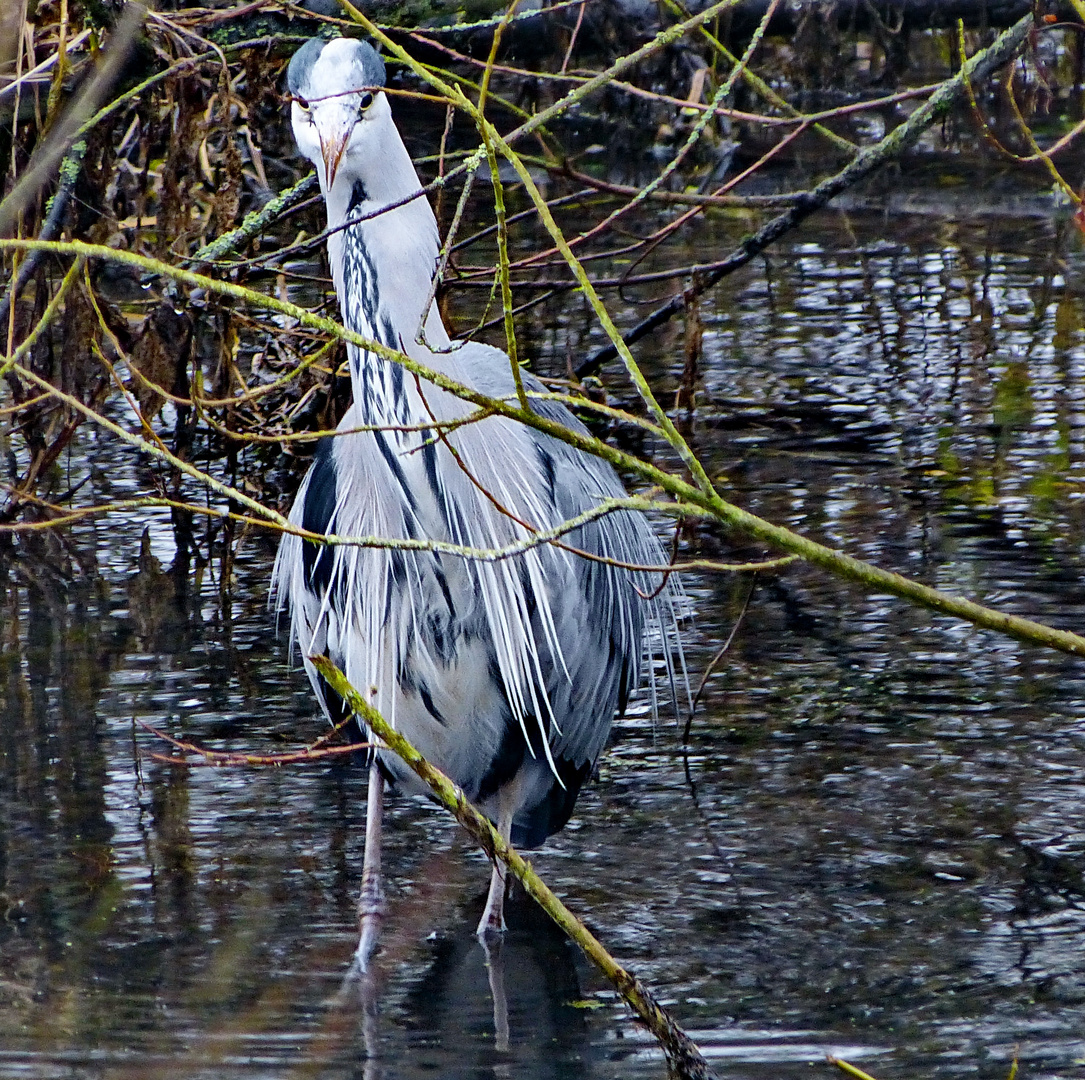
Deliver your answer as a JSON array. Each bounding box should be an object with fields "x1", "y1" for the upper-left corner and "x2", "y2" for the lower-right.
[
  {"x1": 2, "y1": 1, "x2": 1081, "y2": 553},
  {"x1": 2, "y1": 6, "x2": 1084, "y2": 1075}
]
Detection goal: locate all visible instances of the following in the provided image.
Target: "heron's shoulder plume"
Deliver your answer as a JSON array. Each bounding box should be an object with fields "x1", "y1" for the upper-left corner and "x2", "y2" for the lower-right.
[{"x1": 287, "y1": 36, "x2": 386, "y2": 98}]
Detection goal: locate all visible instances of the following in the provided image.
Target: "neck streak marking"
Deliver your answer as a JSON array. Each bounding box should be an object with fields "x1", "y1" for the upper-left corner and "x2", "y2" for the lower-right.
[{"x1": 342, "y1": 224, "x2": 410, "y2": 429}]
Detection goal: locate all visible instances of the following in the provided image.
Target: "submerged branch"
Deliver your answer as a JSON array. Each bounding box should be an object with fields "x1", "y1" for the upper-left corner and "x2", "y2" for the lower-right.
[
  {"x1": 137, "y1": 719, "x2": 374, "y2": 766},
  {"x1": 312, "y1": 655, "x2": 721, "y2": 1080},
  {"x1": 576, "y1": 11, "x2": 1036, "y2": 376}
]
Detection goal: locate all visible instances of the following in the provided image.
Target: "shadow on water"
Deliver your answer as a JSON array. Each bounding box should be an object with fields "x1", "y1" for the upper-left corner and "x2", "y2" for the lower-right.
[{"x1": 5, "y1": 188, "x2": 1085, "y2": 1078}]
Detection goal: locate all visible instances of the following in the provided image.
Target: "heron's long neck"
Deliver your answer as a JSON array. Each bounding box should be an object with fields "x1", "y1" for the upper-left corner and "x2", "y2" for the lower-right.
[{"x1": 325, "y1": 149, "x2": 450, "y2": 426}]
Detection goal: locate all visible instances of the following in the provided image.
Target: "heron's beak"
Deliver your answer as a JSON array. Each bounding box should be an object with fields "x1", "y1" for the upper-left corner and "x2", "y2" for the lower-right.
[{"x1": 318, "y1": 124, "x2": 352, "y2": 191}]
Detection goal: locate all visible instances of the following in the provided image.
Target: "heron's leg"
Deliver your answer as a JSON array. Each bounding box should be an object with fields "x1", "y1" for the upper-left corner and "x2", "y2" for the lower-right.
[
  {"x1": 479, "y1": 933, "x2": 509, "y2": 1053},
  {"x1": 476, "y1": 804, "x2": 514, "y2": 937},
  {"x1": 356, "y1": 760, "x2": 385, "y2": 969}
]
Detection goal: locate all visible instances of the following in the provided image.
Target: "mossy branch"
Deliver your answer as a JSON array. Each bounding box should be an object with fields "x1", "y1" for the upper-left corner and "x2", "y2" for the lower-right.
[
  {"x1": 575, "y1": 11, "x2": 1035, "y2": 374},
  {"x1": 186, "y1": 173, "x2": 320, "y2": 267},
  {"x1": 5, "y1": 236, "x2": 1085, "y2": 661},
  {"x1": 312, "y1": 655, "x2": 721, "y2": 1080}
]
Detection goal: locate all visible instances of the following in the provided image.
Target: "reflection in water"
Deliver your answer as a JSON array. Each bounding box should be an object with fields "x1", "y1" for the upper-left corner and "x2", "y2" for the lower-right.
[
  {"x1": 300, "y1": 898, "x2": 595, "y2": 1080},
  {"x1": 346, "y1": 894, "x2": 596, "y2": 1079},
  {"x1": 3, "y1": 205, "x2": 1085, "y2": 1078}
]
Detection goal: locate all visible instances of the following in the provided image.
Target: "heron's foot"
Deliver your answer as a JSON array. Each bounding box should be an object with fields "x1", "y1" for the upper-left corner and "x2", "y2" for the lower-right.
[
  {"x1": 476, "y1": 863, "x2": 508, "y2": 937},
  {"x1": 356, "y1": 913, "x2": 382, "y2": 971}
]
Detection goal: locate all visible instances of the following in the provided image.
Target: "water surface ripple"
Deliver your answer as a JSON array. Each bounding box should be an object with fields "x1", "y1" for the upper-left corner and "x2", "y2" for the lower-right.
[{"x1": 2, "y1": 201, "x2": 1084, "y2": 1080}]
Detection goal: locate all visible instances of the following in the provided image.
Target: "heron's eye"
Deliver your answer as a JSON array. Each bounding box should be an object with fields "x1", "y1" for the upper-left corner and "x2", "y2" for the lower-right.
[
  {"x1": 295, "y1": 96, "x2": 310, "y2": 111},
  {"x1": 359, "y1": 91, "x2": 374, "y2": 111}
]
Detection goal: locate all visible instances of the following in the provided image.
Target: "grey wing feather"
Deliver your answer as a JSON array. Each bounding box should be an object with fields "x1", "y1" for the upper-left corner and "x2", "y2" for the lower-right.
[
  {"x1": 447, "y1": 343, "x2": 686, "y2": 764},
  {"x1": 273, "y1": 337, "x2": 686, "y2": 847}
]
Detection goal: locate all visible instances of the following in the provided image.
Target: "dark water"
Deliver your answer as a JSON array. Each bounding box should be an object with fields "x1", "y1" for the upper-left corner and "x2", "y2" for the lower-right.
[{"x1": 3, "y1": 177, "x2": 1085, "y2": 1079}]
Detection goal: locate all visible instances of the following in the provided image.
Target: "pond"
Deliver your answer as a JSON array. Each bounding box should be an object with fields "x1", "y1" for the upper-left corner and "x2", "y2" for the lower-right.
[{"x1": 2, "y1": 157, "x2": 1085, "y2": 1080}]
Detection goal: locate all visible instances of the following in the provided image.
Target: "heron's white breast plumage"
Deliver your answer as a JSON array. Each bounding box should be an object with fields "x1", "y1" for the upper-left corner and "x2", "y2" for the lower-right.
[{"x1": 275, "y1": 42, "x2": 686, "y2": 835}]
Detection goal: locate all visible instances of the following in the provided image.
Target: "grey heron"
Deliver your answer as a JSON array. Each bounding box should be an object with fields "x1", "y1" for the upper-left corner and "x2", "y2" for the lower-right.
[{"x1": 273, "y1": 35, "x2": 683, "y2": 960}]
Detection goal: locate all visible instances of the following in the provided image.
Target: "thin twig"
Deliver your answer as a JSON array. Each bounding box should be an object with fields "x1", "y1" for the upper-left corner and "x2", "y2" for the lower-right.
[
  {"x1": 685, "y1": 574, "x2": 757, "y2": 739},
  {"x1": 137, "y1": 718, "x2": 373, "y2": 767},
  {"x1": 576, "y1": 12, "x2": 1036, "y2": 376},
  {"x1": 6, "y1": 236, "x2": 1085, "y2": 661}
]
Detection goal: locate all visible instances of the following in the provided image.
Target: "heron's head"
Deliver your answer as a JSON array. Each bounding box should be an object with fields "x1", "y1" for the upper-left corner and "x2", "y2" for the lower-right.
[{"x1": 287, "y1": 37, "x2": 388, "y2": 195}]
